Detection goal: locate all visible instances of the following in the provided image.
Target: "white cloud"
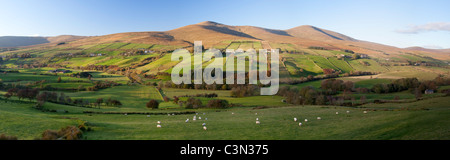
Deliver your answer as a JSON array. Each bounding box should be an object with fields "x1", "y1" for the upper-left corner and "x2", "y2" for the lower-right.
[{"x1": 396, "y1": 22, "x2": 450, "y2": 34}]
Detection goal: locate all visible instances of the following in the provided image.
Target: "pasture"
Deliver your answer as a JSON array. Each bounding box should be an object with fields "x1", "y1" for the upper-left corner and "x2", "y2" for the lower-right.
[{"x1": 1, "y1": 96, "x2": 448, "y2": 140}]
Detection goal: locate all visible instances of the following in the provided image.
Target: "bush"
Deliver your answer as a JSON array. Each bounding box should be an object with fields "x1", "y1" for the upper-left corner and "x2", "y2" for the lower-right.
[
  {"x1": 206, "y1": 99, "x2": 229, "y2": 109},
  {"x1": 41, "y1": 126, "x2": 82, "y2": 140},
  {"x1": 163, "y1": 96, "x2": 170, "y2": 102},
  {"x1": 185, "y1": 98, "x2": 202, "y2": 109},
  {"x1": 146, "y1": 99, "x2": 159, "y2": 109},
  {"x1": 0, "y1": 134, "x2": 18, "y2": 140}
]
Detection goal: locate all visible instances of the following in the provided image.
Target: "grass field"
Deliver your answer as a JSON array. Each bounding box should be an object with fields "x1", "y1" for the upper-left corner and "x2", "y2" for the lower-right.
[
  {"x1": 1, "y1": 96, "x2": 448, "y2": 140},
  {"x1": 307, "y1": 55, "x2": 338, "y2": 71},
  {"x1": 328, "y1": 57, "x2": 353, "y2": 73},
  {"x1": 64, "y1": 85, "x2": 163, "y2": 112},
  {"x1": 0, "y1": 72, "x2": 88, "y2": 83}
]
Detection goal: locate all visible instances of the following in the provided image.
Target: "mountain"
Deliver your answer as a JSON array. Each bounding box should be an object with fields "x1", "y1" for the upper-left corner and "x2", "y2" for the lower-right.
[
  {"x1": 0, "y1": 36, "x2": 49, "y2": 47},
  {"x1": 0, "y1": 35, "x2": 85, "y2": 48},
  {"x1": 1, "y1": 21, "x2": 449, "y2": 60},
  {"x1": 286, "y1": 25, "x2": 358, "y2": 42},
  {"x1": 405, "y1": 46, "x2": 450, "y2": 53}
]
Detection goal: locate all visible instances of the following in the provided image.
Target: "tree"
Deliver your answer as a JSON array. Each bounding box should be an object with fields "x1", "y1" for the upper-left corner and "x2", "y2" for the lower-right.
[
  {"x1": 17, "y1": 89, "x2": 27, "y2": 100},
  {"x1": 352, "y1": 54, "x2": 360, "y2": 60},
  {"x1": 323, "y1": 68, "x2": 334, "y2": 75},
  {"x1": 315, "y1": 94, "x2": 326, "y2": 105},
  {"x1": 163, "y1": 96, "x2": 170, "y2": 102},
  {"x1": 343, "y1": 81, "x2": 354, "y2": 92},
  {"x1": 3, "y1": 92, "x2": 12, "y2": 103},
  {"x1": 414, "y1": 88, "x2": 422, "y2": 100},
  {"x1": 96, "y1": 98, "x2": 104, "y2": 108},
  {"x1": 185, "y1": 98, "x2": 202, "y2": 109},
  {"x1": 110, "y1": 100, "x2": 122, "y2": 107},
  {"x1": 36, "y1": 92, "x2": 48, "y2": 107},
  {"x1": 146, "y1": 99, "x2": 159, "y2": 109},
  {"x1": 7, "y1": 88, "x2": 18, "y2": 96},
  {"x1": 206, "y1": 99, "x2": 229, "y2": 109},
  {"x1": 173, "y1": 96, "x2": 179, "y2": 104}
]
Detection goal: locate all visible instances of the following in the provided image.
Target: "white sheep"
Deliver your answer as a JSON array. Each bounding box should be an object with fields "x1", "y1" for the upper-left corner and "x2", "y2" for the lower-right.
[
  {"x1": 256, "y1": 118, "x2": 259, "y2": 121},
  {"x1": 199, "y1": 117, "x2": 202, "y2": 120},
  {"x1": 363, "y1": 111, "x2": 368, "y2": 114},
  {"x1": 205, "y1": 118, "x2": 208, "y2": 121},
  {"x1": 299, "y1": 122, "x2": 302, "y2": 127},
  {"x1": 202, "y1": 123, "x2": 206, "y2": 126},
  {"x1": 294, "y1": 118, "x2": 298, "y2": 122},
  {"x1": 157, "y1": 124, "x2": 161, "y2": 128},
  {"x1": 203, "y1": 126, "x2": 207, "y2": 130},
  {"x1": 157, "y1": 121, "x2": 161, "y2": 124},
  {"x1": 256, "y1": 121, "x2": 260, "y2": 125},
  {"x1": 124, "y1": 113, "x2": 127, "y2": 116},
  {"x1": 336, "y1": 112, "x2": 339, "y2": 115},
  {"x1": 147, "y1": 115, "x2": 150, "y2": 118},
  {"x1": 304, "y1": 119, "x2": 308, "y2": 122},
  {"x1": 203, "y1": 113, "x2": 205, "y2": 115},
  {"x1": 196, "y1": 113, "x2": 199, "y2": 115},
  {"x1": 185, "y1": 119, "x2": 189, "y2": 123},
  {"x1": 172, "y1": 113, "x2": 175, "y2": 116},
  {"x1": 232, "y1": 112, "x2": 235, "y2": 115},
  {"x1": 255, "y1": 113, "x2": 258, "y2": 115},
  {"x1": 317, "y1": 117, "x2": 321, "y2": 120},
  {"x1": 347, "y1": 111, "x2": 350, "y2": 114},
  {"x1": 193, "y1": 118, "x2": 196, "y2": 121}
]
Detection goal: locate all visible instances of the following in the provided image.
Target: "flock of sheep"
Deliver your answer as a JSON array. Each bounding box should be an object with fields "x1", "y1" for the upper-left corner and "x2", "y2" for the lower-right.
[{"x1": 144, "y1": 109, "x2": 369, "y2": 130}]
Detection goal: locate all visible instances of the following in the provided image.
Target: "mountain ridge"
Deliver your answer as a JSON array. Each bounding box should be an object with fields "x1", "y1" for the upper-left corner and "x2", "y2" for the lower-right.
[{"x1": 1, "y1": 21, "x2": 448, "y2": 60}]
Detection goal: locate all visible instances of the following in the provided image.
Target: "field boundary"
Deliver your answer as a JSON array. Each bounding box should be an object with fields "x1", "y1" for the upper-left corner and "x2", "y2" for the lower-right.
[{"x1": 82, "y1": 111, "x2": 196, "y2": 115}]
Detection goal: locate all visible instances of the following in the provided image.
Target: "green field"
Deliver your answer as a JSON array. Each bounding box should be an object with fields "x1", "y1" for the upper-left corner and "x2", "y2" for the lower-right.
[
  {"x1": 308, "y1": 55, "x2": 338, "y2": 71},
  {"x1": 0, "y1": 72, "x2": 88, "y2": 83},
  {"x1": 328, "y1": 57, "x2": 353, "y2": 73},
  {"x1": 1, "y1": 44, "x2": 450, "y2": 140},
  {"x1": 64, "y1": 85, "x2": 163, "y2": 112},
  {"x1": 1, "y1": 95, "x2": 448, "y2": 140}
]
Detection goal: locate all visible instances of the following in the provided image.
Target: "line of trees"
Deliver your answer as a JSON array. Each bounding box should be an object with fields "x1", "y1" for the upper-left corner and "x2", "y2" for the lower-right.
[
  {"x1": 179, "y1": 98, "x2": 229, "y2": 109},
  {"x1": 1, "y1": 87, "x2": 122, "y2": 108},
  {"x1": 174, "y1": 93, "x2": 218, "y2": 98},
  {"x1": 278, "y1": 76, "x2": 450, "y2": 106},
  {"x1": 280, "y1": 71, "x2": 377, "y2": 85}
]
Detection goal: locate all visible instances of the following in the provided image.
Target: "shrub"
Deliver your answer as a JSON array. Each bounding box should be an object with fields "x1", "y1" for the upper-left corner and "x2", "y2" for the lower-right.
[
  {"x1": 163, "y1": 96, "x2": 170, "y2": 102},
  {"x1": 173, "y1": 96, "x2": 179, "y2": 104},
  {"x1": 185, "y1": 98, "x2": 202, "y2": 109},
  {"x1": 41, "y1": 126, "x2": 82, "y2": 140},
  {"x1": 146, "y1": 99, "x2": 159, "y2": 109},
  {"x1": 206, "y1": 99, "x2": 229, "y2": 109},
  {"x1": 0, "y1": 134, "x2": 18, "y2": 140},
  {"x1": 110, "y1": 100, "x2": 122, "y2": 107}
]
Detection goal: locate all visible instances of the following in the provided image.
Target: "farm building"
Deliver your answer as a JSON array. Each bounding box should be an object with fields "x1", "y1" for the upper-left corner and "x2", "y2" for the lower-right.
[
  {"x1": 424, "y1": 89, "x2": 434, "y2": 94},
  {"x1": 360, "y1": 54, "x2": 369, "y2": 58}
]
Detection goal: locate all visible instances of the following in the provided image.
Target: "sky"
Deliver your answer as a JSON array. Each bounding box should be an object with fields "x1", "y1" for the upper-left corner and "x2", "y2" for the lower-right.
[{"x1": 0, "y1": 0, "x2": 449, "y2": 49}]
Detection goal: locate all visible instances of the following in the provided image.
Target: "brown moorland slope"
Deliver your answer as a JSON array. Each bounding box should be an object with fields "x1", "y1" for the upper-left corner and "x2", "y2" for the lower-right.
[{"x1": 5, "y1": 21, "x2": 449, "y2": 60}]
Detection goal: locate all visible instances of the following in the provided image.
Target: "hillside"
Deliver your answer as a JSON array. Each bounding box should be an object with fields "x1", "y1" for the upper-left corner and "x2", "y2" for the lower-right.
[
  {"x1": 0, "y1": 21, "x2": 449, "y2": 79},
  {"x1": 0, "y1": 35, "x2": 85, "y2": 48}
]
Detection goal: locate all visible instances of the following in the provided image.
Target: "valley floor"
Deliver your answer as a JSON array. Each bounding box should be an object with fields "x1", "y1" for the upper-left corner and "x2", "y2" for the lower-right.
[{"x1": 1, "y1": 96, "x2": 449, "y2": 140}]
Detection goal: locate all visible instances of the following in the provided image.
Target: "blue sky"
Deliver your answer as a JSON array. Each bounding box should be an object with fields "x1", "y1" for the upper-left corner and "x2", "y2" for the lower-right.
[{"x1": 0, "y1": 0, "x2": 449, "y2": 49}]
